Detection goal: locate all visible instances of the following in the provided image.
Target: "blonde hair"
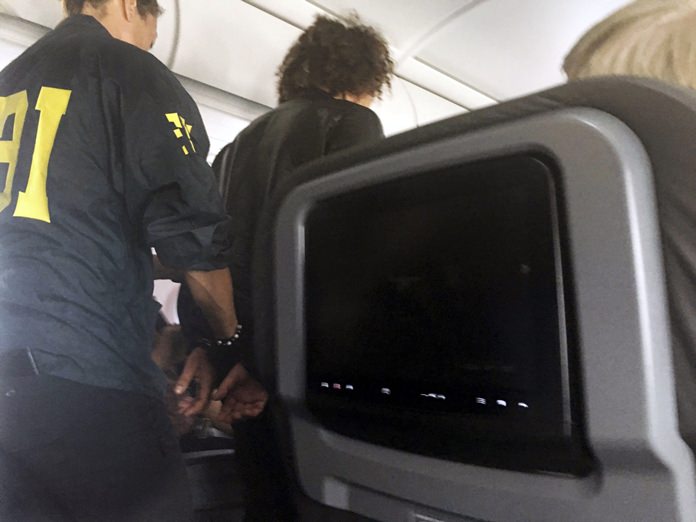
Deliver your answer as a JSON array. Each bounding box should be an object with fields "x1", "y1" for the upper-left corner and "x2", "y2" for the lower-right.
[{"x1": 563, "y1": 0, "x2": 696, "y2": 90}]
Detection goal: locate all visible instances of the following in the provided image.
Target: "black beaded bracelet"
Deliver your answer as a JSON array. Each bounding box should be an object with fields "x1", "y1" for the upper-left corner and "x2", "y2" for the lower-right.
[{"x1": 198, "y1": 324, "x2": 243, "y2": 350}]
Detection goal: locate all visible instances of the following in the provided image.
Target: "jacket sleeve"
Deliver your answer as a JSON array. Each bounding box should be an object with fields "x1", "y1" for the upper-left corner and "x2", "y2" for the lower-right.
[
  {"x1": 117, "y1": 64, "x2": 232, "y2": 271},
  {"x1": 326, "y1": 105, "x2": 385, "y2": 154}
]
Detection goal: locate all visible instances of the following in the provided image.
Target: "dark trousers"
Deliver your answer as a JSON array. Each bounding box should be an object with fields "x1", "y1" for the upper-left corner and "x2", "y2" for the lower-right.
[
  {"x1": 235, "y1": 406, "x2": 298, "y2": 522},
  {"x1": 0, "y1": 373, "x2": 193, "y2": 521}
]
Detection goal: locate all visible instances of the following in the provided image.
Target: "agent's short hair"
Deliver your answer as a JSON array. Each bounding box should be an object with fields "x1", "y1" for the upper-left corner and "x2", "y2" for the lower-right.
[
  {"x1": 62, "y1": 0, "x2": 162, "y2": 18},
  {"x1": 563, "y1": 0, "x2": 696, "y2": 90},
  {"x1": 277, "y1": 14, "x2": 394, "y2": 103}
]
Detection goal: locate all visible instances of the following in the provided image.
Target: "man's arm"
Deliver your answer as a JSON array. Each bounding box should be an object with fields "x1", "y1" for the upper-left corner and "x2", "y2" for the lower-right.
[
  {"x1": 114, "y1": 59, "x2": 260, "y2": 416},
  {"x1": 173, "y1": 267, "x2": 268, "y2": 419},
  {"x1": 183, "y1": 268, "x2": 238, "y2": 338}
]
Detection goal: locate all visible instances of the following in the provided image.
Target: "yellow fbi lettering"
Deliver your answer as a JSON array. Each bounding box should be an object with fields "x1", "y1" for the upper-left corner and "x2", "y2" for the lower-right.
[
  {"x1": 0, "y1": 86, "x2": 72, "y2": 223},
  {"x1": 166, "y1": 112, "x2": 196, "y2": 155},
  {"x1": 0, "y1": 91, "x2": 28, "y2": 216}
]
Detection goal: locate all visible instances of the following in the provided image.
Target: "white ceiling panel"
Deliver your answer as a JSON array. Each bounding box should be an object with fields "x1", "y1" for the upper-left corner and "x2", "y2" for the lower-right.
[
  {"x1": 0, "y1": 0, "x2": 61, "y2": 28},
  {"x1": 173, "y1": 0, "x2": 302, "y2": 108},
  {"x1": 243, "y1": 0, "x2": 324, "y2": 29},
  {"x1": 417, "y1": 0, "x2": 632, "y2": 100},
  {"x1": 0, "y1": 0, "x2": 639, "y2": 134},
  {"x1": 397, "y1": 57, "x2": 495, "y2": 109},
  {"x1": 0, "y1": 36, "x2": 24, "y2": 70},
  {"x1": 0, "y1": 0, "x2": 179, "y2": 67},
  {"x1": 405, "y1": 80, "x2": 467, "y2": 128},
  {"x1": 370, "y1": 76, "x2": 417, "y2": 137},
  {"x1": 308, "y1": 0, "x2": 474, "y2": 53},
  {"x1": 0, "y1": 11, "x2": 50, "y2": 48}
]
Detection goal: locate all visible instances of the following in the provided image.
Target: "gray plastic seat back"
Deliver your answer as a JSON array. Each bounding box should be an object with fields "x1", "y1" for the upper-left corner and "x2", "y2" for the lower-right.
[{"x1": 253, "y1": 77, "x2": 696, "y2": 521}]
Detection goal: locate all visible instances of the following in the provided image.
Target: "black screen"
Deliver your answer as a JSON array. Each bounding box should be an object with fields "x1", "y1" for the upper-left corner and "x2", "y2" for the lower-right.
[{"x1": 304, "y1": 154, "x2": 591, "y2": 475}]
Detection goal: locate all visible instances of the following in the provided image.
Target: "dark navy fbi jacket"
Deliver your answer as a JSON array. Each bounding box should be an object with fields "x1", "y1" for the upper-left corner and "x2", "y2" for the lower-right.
[{"x1": 0, "y1": 15, "x2": 231, "y2": 398}]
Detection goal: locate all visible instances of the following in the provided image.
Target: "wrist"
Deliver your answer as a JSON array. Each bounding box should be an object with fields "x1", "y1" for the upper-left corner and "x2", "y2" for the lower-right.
[
  {"x1": 215, "y1": 318, "x2": 240, "y2": 338},
  {"x1": 198, "y1": 324, "x2": 243, "y2": 350},
  {"x1": 197, "y1": 324, "x2": 244, "y2": 380}
]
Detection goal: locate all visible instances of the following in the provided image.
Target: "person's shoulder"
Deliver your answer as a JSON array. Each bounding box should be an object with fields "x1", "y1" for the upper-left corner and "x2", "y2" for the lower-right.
[
  {"x1": 306, "y1": 96, "x2": 381, "y2": 130},
  {"x1": 269, "y1": 96, "x2": 374, "y2": 123},
  {"x1": 263, "y1": 96, "x2": 383, "y2": 140},
  {"x1": 320, "y1": 96, "x2": 376, "y2": 115},
  {"x1": 322, "y1": 99, "x2": 384, "y2": 148},
  {"x1": 231, "y1": 107, "x2": 277, "y2": 142},
  {"x1": 49, "y1": 16, "x2": 171, "y2": 86},
  {"x1": 100, "y1": 39, "x2": 177, "y2": 90},
  {"x1": 323, "y1": 98, "x2": 382, "y2": 129}
]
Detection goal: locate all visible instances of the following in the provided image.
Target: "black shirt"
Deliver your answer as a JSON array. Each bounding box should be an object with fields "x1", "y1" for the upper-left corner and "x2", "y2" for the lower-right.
[
  {"x1": 0, "y1": 15, "x2": 231, "y2": 398},
  {"x1": 179, "y1": 89, "x2": 383, "y2": 368}
]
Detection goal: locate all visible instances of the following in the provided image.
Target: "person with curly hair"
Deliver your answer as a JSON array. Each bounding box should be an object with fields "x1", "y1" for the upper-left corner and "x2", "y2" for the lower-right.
[
  {"x1": 177, "y1": 14, "x2": 393, "y2": 522},
  {"x1": 276, "y1": 14, "x2": 393, "y2": 104}
]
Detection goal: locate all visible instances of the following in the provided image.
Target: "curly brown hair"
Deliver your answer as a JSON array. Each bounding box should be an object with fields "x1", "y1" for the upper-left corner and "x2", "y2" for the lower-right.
[
  {"x1": 277, "y1": 15, "x2": 394, "y2": 103},
  {"x1": 62, "y1": 0, "x2": 162, "y2": 17}
]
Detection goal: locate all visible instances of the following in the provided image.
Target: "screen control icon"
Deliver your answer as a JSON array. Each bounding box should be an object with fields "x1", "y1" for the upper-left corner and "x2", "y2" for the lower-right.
[
  {"x1": 475, "y1": 397, "x2": 487, "y2": 405},
  {"x1": 380, "y1": 387, "x2": 392, "y2": 396},
  {"x1": 496, "y1": 399, "x2": 507, "y2": 407},
  {"x1": 345, "y1": 384, "x2": 354, "y2": 391},
  {"x1": 420, "y1": 393, "x2": 446, "y2": 400},
  {"x1": 517, "y1": 402, "x2": 529, "y2": 409}
]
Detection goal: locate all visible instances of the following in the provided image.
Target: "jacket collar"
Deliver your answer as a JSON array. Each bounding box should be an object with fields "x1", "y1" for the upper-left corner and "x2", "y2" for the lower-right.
[
  {"x1": 295, "y1": 88, "x2": 335, "y2": 102},
  {"x1": 55, "y1": 14, "x2": 112, "y2": 38}
]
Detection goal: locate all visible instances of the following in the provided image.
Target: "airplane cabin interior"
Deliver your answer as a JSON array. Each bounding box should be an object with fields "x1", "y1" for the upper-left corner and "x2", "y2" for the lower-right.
[{"x1": 5, "y1": 1, "x2": 696, "y2": 521}]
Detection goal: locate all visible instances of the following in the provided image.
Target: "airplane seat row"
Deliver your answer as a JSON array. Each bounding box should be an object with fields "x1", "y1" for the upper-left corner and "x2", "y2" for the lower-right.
[{"x1": 250, "y1": 77, "x2": 696, "y2": 521}]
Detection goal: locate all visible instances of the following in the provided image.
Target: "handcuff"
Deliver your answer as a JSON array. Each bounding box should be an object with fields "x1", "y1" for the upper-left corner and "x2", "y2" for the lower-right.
[
  {"x1": 197, "y1": 324, "x2": 243, "y2": 350},
  {"x1": 196, "y1": 324, "x2": 244, "y2": 370}
]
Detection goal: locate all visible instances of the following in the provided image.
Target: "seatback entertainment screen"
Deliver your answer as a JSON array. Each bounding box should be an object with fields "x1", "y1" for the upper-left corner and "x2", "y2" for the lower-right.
[{"x1": 304, "y1": 154, "x2": 592, "y2": 475}]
